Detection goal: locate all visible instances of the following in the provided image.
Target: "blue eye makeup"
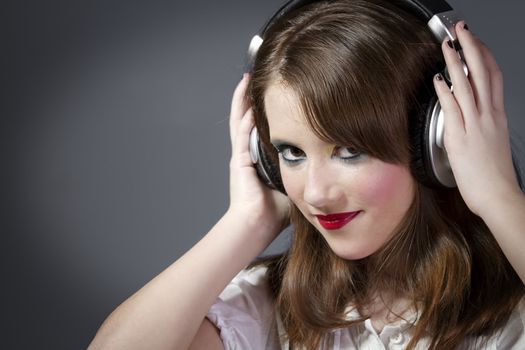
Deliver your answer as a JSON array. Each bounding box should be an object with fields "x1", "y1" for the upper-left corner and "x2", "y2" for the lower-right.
[
  {"x1": 334, "y1": 146, "x2": 362, "y2": 163},
  {"x1": 271, "y1": 141, "x2": 364, "y2": 166},
  {"x1": 273, "y1": 144, "x2": 306, "y2": 164}
]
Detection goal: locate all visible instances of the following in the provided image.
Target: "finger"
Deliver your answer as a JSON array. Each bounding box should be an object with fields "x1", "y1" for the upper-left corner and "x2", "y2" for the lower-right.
[
  {"x1": 454, "y1": 21, "x2": 492, "y2": 115},
  {"x1": 433, "y1": 73, "x2": 465, "y2": 145},
  {"x1": 229, "y1": 74, "x2": 251, "y2": 148},
  {"x1": 442, "y1": 37, "x2": 479, "y2": 127},
  {"x1": 478, "y1": 42, "x2": 505, "y2": 114},
  {"x1": 232, "y1": 108, "x2": 255, "y2": 167}
]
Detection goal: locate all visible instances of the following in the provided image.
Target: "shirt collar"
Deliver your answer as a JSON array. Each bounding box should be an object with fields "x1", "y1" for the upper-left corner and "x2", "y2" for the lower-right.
[{"x1": 343, "y1": 304, "x2": 421, "y2": 326}]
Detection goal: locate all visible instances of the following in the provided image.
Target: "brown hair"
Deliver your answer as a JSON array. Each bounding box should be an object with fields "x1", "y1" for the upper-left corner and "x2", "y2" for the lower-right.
[{"x1": 247, "y1": 0, "x2": 524, "y2": 349}]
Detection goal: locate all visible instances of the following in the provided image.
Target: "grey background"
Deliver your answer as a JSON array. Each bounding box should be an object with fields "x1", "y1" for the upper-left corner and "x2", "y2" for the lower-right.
[{"x1": 3, "y1": 1, "x2": 524, "y2": 349}]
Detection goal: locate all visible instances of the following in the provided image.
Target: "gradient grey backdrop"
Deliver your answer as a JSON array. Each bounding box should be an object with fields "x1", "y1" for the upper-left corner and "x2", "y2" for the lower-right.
[{"x1": 3, "y1": 0, "x2": 525, "y2": 349}]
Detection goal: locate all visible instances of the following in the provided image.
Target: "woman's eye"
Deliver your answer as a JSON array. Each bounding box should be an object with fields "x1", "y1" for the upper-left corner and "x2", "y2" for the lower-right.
[
  {"x1": 335, "y1": 147, "x2": 361, "y2": 160},
  {"x1": 278, "y1": 146, "x2": 306, "y2": 163}
]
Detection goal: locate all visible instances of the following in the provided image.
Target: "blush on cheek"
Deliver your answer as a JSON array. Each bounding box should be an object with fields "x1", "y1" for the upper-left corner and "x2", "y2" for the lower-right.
[{"x1": 358, "y1": 162, "x2": 414, "y2": 206}]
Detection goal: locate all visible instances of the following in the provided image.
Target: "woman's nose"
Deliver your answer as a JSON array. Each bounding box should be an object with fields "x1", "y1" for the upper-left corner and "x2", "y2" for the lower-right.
[{"x1": 302, "y1": 163, "x2": 344, "y2": 209}]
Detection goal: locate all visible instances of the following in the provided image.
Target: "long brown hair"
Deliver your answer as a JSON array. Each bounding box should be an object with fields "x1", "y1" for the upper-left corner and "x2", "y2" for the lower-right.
[{"x1": 248, "y1": 0, "x2": 524, "y2": 349}]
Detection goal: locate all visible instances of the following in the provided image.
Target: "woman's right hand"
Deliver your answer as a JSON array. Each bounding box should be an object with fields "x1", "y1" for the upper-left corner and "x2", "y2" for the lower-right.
[{"x1": 227, "y1": 74, "x2": 290, "y2": 237}]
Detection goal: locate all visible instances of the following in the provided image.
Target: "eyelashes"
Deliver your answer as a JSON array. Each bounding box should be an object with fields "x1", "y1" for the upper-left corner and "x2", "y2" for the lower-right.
[
  {"x1": 274, "y1": 145, "x2": 306, "y2": 163},
  {"x1": 337, "y1": 146, "x2": 361, "y2": 160},
  {"x1": 273, "y1": 144, "x2": 363, "y2": 165}
]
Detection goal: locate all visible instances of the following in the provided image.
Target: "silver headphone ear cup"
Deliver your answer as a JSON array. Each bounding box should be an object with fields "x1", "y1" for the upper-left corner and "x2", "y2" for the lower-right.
[
  {"x1": 249, "y1": 127, "x2": 262, "y2": 164},
  {"x1": 249, "y1": 128, "x2": 287, "y2": 194},
  {"x1": 427, "y1": 100, "x2": 456, "y2": 187},
  {"x1": 411, "y1": 92, "x2": 455, "y2": 189}
]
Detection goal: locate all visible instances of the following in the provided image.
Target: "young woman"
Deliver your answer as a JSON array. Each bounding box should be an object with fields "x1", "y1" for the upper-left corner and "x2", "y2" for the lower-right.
[{"x1": 88, "y1": 0, "x2": 525, "y2": 349}]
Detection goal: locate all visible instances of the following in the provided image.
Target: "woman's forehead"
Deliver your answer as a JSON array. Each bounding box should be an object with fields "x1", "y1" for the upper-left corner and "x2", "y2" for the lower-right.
[
  {"x1": 264, "y1": 83, "x2": 306, "y2": 125},
  {"x1": 264, "y1": 81, "x2": 347, "y2": 148}
]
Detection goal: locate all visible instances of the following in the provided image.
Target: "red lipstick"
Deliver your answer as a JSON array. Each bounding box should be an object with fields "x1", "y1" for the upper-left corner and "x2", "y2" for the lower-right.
[{"x1": 315, "y1": 211, "x2": 361, "y2": 230}]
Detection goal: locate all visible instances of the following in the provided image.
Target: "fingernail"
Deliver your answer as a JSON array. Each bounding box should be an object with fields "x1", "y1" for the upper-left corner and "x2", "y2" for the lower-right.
[
  {"x1": 447, "y1": 40, "x2": 454, "y2": 49},
  {"x1": 435, "y1": 73, "x2": 443, "y2": 81}
]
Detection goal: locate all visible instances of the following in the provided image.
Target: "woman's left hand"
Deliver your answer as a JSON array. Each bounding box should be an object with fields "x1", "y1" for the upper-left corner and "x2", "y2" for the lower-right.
[{"x1": 433, "y1": 21, "x2": 522, "y2": 217}]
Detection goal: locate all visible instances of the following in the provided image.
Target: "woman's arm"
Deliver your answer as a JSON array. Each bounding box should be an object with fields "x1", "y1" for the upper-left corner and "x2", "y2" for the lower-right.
[
  {"x1": 479, "y1": 192, "x2": 525, "y2": 284},
  {"x1": 188, "y1": 318, "x2": 224, "y2": 350},
  {"x1": 434, "y1": 21, "x2": 525, "y2": 284},
  {"x1": 87, "y1": 211, "x2": 274, "y2": 350},
  {"x1": 87, "y1": 74, "x2": 290, "y2": 350}
]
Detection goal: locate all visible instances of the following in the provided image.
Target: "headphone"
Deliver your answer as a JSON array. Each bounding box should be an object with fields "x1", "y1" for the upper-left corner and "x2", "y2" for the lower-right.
[{"x1": 247, "y1": 0, "x2": 468, "y2": 193}]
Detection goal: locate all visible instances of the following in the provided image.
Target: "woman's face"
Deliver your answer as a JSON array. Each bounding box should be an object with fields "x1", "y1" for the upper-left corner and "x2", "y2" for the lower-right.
[{"x1": 264, "y1": 83, "x2": 416, "y2": 260}]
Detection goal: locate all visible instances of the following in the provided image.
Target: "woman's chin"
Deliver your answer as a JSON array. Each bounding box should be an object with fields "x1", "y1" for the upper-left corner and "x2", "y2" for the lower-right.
[{"x1": 326, "y1": 242, "x2": 376, "y2": 261}]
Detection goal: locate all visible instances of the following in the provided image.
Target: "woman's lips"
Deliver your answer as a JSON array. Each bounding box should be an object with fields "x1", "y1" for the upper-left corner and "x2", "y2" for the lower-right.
[{"x1": 315, "y1": 211, "x2": 361, "y2": 230}]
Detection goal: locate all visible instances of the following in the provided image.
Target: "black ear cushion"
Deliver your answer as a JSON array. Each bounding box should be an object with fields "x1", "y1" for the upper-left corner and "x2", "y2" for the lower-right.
[
  {"x1": 257, "y1": 139, "x2": 287, "y2": 194},
  {"x1": 410, "y1": 94, "x2": 446, "y2": 188}
]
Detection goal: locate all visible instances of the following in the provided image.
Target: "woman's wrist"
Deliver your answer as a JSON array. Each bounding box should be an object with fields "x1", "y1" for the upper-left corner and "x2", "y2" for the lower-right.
[
  {"x1": 474, "y1": 187, "x2": 525, "y2": 251},
  {"x1": 475, "y1": 186, "x2": 525, "y2": 222},
  {"x1": 224, "y1": 205, "x2": 283, "y2": 243}
]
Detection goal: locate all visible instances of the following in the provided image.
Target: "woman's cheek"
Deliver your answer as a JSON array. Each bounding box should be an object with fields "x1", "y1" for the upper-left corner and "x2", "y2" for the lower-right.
[
  {"x1": 357, "y1": 162, "x2": 414, "y2": 207},
  {"x1": 280, "y1": 168, "x2": 300, "y2": 201}
]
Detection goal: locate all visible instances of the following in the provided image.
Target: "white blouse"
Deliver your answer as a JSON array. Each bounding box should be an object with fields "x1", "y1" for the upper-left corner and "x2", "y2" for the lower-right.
[{"x1": 206, "y1": 266, "x2": 525, "y2": 350}]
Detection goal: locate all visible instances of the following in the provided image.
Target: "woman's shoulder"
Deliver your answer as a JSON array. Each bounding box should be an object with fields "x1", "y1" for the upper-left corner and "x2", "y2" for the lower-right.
[
  {"x1": 217, "y1": 265, "x2": 272, "y2": 305},
  {"x1": 231, "y1": 264, "x2": 270, "y2": 287},
  {"x1": 206, "y1": 265, "x2": 281, "y2": 349}
]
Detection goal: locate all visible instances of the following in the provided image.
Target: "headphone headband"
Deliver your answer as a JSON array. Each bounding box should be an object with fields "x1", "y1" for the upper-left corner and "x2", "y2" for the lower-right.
[
  {"x1": 263, "y1": 0, "x2": 451, "y2": 33},
  {"x1": 247, "y1": 0, "x2": 462, "y2": 72}
]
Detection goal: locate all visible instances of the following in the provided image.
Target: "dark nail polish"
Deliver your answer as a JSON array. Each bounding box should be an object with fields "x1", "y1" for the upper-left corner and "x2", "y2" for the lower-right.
[
  {"x1": 453, "y1": 39, "x2": 462, "y2": 52},
  {"x1": 435, "y1": 73, "x2": 443, "y2": 81},
  {"x1": 447, "y1": 40, "x2": 454, "y2": 49},
  {"x1": 463, "y1": 23, "x2": 469, "y2": 31}
]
